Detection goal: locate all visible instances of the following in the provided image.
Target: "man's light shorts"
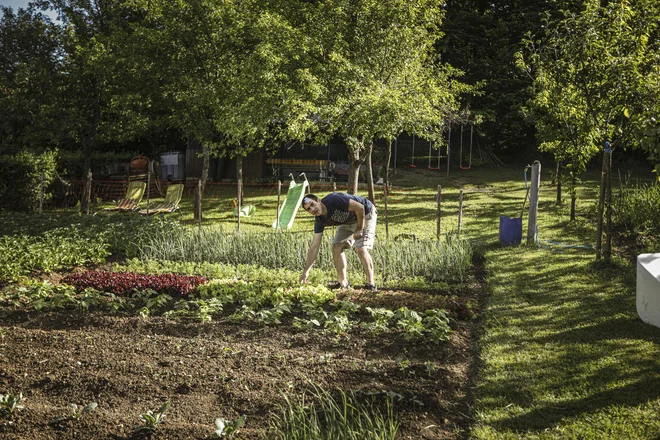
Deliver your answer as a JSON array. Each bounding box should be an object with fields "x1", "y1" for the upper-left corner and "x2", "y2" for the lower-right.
[{"x1": 332, "y1": 210, "x2": 377, "y2": 250}]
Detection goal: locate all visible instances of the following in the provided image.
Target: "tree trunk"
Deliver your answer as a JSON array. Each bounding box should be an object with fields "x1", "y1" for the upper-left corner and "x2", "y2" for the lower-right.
[
  {"x1": 366, "y1": 142, "x2": 375, "y2": 203},
  {"x1": 201, "y1": 144, "x2": 211, "y2": 195},
  {"x1": 346, "y1": 141, "x2": 362, "y2": 195},
  {"x1": 570, "y1": 174, "x2": 576, "y2": 221},
  {"x1": 556, "y1": 160, "x2": 562, "y2": 205},
  {"x1": 596, "y1": 150, "x2": 607, "y2": 260},
  {"x1": 384, "y1": 140, "x2": 392, "y2": 241}
]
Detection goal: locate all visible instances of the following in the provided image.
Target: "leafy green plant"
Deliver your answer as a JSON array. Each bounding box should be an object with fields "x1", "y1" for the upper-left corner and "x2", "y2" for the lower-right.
[
  {"x1": 362, "y1": 307, "x2": 395, "y2": 335},
  {"x1": 213, "y1": 414, "x2": 246, "y2": 438},
  {"x1": 51, "y1": 402, "x2": 97, "y2": 425},
  {"x1": 0, "y1": 393, "x2": 25, "y2": 415},
  {"x1": 394, "y1": 308, "x2": 425, "y2": 342},
  {"x1": 422, "y1": 309, "x2": 452, "y2": 344},
  {"x1": 133, "y1": 401, "x2": 170, "y2": 434}
]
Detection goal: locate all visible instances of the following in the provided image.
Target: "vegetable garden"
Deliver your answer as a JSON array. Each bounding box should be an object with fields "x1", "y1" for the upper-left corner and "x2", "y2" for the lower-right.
[{"x1": 2, "y1": 166, "x2": 660, "y2": 439}]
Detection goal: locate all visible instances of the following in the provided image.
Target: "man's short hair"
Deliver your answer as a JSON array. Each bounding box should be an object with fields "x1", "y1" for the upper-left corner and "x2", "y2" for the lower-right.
[{"x1": 303, "y1": 194, "x2": 319, "y2": 205}]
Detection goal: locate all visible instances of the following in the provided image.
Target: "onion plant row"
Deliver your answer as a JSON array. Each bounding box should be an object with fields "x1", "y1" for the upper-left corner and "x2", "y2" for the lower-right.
[{"x1": 140, "y1": 228, "x2": 473, "y2": 283}]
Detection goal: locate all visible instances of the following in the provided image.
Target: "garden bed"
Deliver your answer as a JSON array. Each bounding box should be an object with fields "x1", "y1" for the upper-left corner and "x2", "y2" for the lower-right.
[{"x1": 0, "y1": 278, "x2": 484, "y2": 439}]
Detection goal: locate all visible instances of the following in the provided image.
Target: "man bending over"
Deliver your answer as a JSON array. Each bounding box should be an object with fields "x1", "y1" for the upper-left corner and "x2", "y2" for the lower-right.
[{"x1": 300, "y1": 192, "x2": 377, "y2": 291}]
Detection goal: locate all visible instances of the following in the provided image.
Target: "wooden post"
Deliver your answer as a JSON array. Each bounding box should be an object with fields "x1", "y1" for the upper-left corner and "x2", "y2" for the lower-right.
[
  {"x1": 85, "y1": 170, "x2": 92, "y2": 215},
  {"x1": 527, "y1": 160, "x2": 541, "y2": 245},
  {"x1": 39, "y1": 172, "x2": 44, "y2": 214},
  {"x1": 237, "y1": 157, "x2": 243, "y2": 232},
  {"x1": 457, "y1": 190, "x2": 463, "y2": 235},
  {"x1": 276, "y1": 180, "x2": 282, "y2": 231},
  {"x1": 446, "y1": 124, "x2": 451, "y2": 178},
  {"x1": 604, "y1": 145, "x2": 613, "y2": 263},
  {"x1": 197, "y1": 179, "x2": 202, "y2": 228},
  {"x1": 596, "y1": 163, "x2": 606, "y2": 258},
  {"x1": 146, "y1": 172, "x2": 151, "y2": 215},
  {"x1": 436, "y1": 185, "x2": 441, "y2": 240}
]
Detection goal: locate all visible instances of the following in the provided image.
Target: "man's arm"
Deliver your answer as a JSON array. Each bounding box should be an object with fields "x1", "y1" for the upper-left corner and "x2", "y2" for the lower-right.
[
  {"x1": 347, "y1": 199, "x2": 365, "y2": 239},
  {"x1": 300, "y1": 232, "x2": 324, "y2": 283}
]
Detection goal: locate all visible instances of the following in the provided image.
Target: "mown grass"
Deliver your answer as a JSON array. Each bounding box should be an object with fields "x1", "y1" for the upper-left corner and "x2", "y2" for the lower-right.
[{"x1": 458, "y1": 165, "x2": 660, "y2": 440}]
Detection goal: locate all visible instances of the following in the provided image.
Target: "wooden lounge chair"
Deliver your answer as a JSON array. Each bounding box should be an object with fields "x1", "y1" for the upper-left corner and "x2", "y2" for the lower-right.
[
  {"x1": 139, "y1": 183, "x2": 184, "y2": 215},
  {"x1": 100, "y1": 181, "x2": 146, "y2": 213}
]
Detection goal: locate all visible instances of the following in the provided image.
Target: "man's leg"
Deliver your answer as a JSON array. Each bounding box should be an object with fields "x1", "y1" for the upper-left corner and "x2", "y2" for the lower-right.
[
  {"x1": 332, "y1": 224, "x2": 356, "y2": 287},
  {"x1": 355, "y1": 210, "x2": 377, "y2": 288},
  {"x1": 355, "y1": 247, "x2": 374, "y2": 285},
  {"x1": 332, "y1": 243, "x2": 349, "y2": 286}
]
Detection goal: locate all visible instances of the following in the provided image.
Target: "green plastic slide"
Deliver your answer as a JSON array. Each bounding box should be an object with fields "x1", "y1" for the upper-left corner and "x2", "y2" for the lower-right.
[{"x1": 272, "y1": 174, "x2": 309, "y2": 229}]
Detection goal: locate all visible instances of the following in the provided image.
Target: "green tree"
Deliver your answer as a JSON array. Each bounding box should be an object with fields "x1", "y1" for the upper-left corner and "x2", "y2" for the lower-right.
[
  {"x1": 518, "y1": 0, "x2": 660, "y2": 257},
  {"x1": 290, "y1": 0, "x2": 466, "y2": 194},
  {"x1": 0, "y1": 6, "x2": 63, "y2": 153}
]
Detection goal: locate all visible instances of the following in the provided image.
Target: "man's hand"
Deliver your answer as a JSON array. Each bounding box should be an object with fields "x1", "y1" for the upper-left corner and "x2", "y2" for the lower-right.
[{"x1": 353, "y1": 229, "x2": 363, "y2": 240}]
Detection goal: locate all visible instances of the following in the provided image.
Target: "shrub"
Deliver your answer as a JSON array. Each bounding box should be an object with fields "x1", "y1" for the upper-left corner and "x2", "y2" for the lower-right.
[
  {"x1": 62, "y1": 270, "x2": 207, "y2": 297},
  {"x1": 0, "y1": 150, "x2": 58, "y2": 212},
  {"x1": 615, "y1": 181, "x2": 660, "y2": 232}
]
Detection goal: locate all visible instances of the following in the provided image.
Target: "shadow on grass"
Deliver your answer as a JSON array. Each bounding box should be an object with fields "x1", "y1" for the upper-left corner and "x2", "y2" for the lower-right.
[{"x1": 476, "y1": 243, "x2": 660, "y2": 434}]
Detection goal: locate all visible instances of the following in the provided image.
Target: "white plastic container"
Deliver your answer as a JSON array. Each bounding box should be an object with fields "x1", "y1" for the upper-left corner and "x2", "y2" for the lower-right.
[{"x1": 637, "y1": 253, "x2": 660, "y2": 328}]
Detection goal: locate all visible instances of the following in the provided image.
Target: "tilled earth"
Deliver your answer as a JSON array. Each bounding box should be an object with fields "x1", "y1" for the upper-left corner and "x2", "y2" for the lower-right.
[{"x1": 0, "y1": 285, "x2": 484, "y2": 440}]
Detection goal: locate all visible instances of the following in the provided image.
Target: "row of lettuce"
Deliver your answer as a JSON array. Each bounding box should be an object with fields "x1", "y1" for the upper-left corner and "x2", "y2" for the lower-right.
[{"x1": 2, "y1": 268, "x2": 465, "y2": 344}]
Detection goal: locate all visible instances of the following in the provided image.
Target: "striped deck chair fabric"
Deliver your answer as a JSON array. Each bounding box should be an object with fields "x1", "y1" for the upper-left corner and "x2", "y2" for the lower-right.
[
  {"x1": 140, "y1": 183, "x2": 184, "y2": 215},
  {"x1": 103, "y1": 181, "x2": 146, "y2": 212}
]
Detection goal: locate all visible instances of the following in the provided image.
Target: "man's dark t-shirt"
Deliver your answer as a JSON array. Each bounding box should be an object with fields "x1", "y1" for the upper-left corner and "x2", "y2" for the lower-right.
[{"x1": 313, "y1": 193, "x2": 374, "y2": 233}]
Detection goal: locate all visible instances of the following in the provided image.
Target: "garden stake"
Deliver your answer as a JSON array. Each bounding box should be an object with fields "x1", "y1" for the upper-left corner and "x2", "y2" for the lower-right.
[
  {"x1": 436, "y1": 185, "x2": 441, "y2": 240},
  {"x1": 197, "y1": 179, "x2": 202, "y2": 229},
  {"x1": 146, "y1": 171, "x2": 151, "y2": 215},
  {"x1": 39, "y1": 172, "x2": 44, "y2": 214},
  {"x1": 86, "y1": 170, "x2": 92, "y2": 215},
  {"x1": 276, "y1": 180, "x2": 282, "y2": 232},
  {"x1": 458, "y1": 190, "x2": 463, "y2": 235}
]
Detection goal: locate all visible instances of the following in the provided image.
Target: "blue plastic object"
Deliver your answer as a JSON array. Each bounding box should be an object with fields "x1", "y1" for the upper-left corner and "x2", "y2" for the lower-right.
[{"x1": 499, "y1": 216, "x2": 522, "y2": 246}]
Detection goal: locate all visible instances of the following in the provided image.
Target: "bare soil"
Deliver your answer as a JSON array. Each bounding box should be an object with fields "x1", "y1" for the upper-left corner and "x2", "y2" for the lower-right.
[{"x1": 0, "y1": 276, "x2": 486, "y2": 439}]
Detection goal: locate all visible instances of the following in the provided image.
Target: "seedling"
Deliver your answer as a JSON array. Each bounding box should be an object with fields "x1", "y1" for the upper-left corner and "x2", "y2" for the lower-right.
[
  {"x1": 213, "y1": 414, "x2": 246, "y2": 438},
  {"x1": 133, "y1": 401, "x2": 170, "y2": 434},
  {"x1": 0, "y1": 393, "x2": 24, "y2": 415},
  {"x1": 51, "y1": 402, "x2": 97, "y2": 425}
]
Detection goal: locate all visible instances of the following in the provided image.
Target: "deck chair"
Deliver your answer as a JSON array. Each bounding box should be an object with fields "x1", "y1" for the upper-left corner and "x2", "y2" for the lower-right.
[
  {"x1": 139, "y1": 183, "x2": 184, "y2": 215},
  {"x1": 101, "y1": 181, "x2": 146, "y2": 213},
  {"x1": 272, "y1": 173, "x2": 309, "y2": 230}
]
